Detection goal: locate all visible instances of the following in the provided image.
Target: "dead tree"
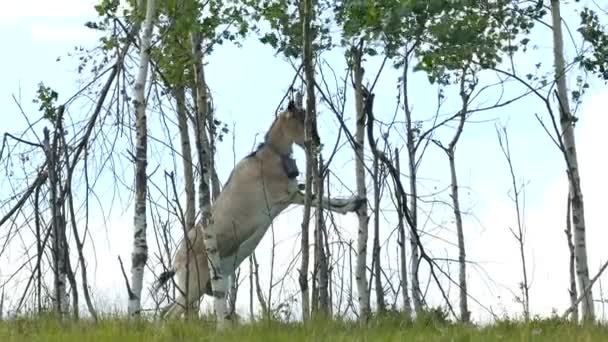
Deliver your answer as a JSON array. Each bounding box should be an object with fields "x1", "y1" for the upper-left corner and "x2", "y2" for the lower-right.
[
  {"x1": 496, "y1": 124, "x2": 530, "y2": 322},
  {"x1": 432, "y1": 71, "x2": 474, "y2": 323},
  {"x1": 43, "y1": 124, "x2": 68, "y2": 317}
]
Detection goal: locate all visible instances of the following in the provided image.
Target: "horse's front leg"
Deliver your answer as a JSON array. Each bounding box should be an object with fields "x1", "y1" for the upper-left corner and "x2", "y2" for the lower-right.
[
  {"x1": 202, "y1": 222, "x2": 229, "y2": 329},
  {"x1": 291, "y1": 186, "x2": 365, "y2": 214}
]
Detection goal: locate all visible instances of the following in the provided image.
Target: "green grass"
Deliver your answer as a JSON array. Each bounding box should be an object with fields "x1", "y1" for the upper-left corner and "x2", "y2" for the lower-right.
[{"x1": 1, "y1": 315, "x2": 608, "y2": 341}]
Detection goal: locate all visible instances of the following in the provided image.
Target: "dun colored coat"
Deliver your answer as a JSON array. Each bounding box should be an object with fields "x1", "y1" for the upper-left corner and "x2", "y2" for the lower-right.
[{"x1": 155, "y1": 101, "x2": 363, "y2": 319}]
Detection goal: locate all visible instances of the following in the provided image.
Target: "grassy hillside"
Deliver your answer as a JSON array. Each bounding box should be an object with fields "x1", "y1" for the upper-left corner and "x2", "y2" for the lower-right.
[{"x1": 2, "y1": 315, "x2": 608, "y2": 342}]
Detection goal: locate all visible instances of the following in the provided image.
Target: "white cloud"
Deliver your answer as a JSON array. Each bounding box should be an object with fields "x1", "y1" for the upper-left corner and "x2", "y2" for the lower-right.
[
  {"x1": 469, "y1": 87, "x2": 608, "y2": 320},
  {"x1": 0, "y1": 0, "x2": 99, "y2": 20}
]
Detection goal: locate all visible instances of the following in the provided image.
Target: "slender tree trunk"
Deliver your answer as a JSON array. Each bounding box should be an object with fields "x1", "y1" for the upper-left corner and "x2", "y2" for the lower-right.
[
  {"x1": 190, "y1": 32, "x2": 212, "y2": 220},
  {"x1": 176, "y1": 87, "x2": 195, "y2": 242},
  {"x1": 403, "y1": 58, "x2": 422, "y2": 317},
  {"x1": 189, "y1": 29, "x2": 215, "y2": 318},
  {"x1": 228, "y1": 271, "x2": 239, "y2": 317},
  {"x1": 300, "y1": 0, "x2": 320, "y2": 322},
  {"x1": 249, "y1": 256, "x2": 255, "y2": 321},
  {"x1": 205, "y1": 101, "x2": 221, "y2": 200},
  {"x1": 394, "y1": 150, "x2": 412, "y2": 319},
  {"x1": 550, "y1": 0, "x2": 595, "y2": 321},
  {"x1": 0, "y1": 288, "x2": 4, "y2": 320},
  {"x1": 252, "y1": 253, "x2": 268, "y2": 317},
  {"x1": 316, "y1": 156, "x2": 329, "y2": 315},
  {"x1": 43, "y1": 126, "x2": 68, "y2": 317},
  {"x1": 566, "y1": 191, "x2": 579, "y2": 322},
  {"x1": 436, "y1": 74, "x2": 471, "y2": 323},
  {"x1": 175, "y1": 85, "x2": 197, "y2": 317},
  {"x1": 67, "y1": 187, "x2": 98, "y2": 320},
  {"x1": 448, "y1": 148, "x2": 468, "y2": 322},
  {"x1": 353, "y1": 46, "x2": 370, "y2": 321},
  {"x1": 35, "y1": 185, "x2": 42, "y2": 314},
  {"x1": 496, "y1": 125, "x2": 530, "y2": 321},
  {"x1": 129, "y1": 0, "x2": 156, "y2": 316},
  {"x1": 61, "y1": 217, "x2": 79, "y2": 318},
  {"x1": 372, "y1": 153, "x2": 385, "y2": 313}
]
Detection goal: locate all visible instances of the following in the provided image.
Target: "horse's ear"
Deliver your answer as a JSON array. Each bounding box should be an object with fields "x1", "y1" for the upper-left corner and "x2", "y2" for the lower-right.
[{"x1": 287, "y1": 100, "x2": 296, "y2": 112}]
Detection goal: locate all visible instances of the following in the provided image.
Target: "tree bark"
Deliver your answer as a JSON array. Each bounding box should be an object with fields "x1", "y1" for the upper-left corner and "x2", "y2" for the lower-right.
[
  {"x1": 176, "y1": 87, "x2": 195, "y2": 243},
  {"x1": 353, "y1": 46, "x2": 370, "y2": 321},
  {"x1": 372, "y1": 153, "x2": 385, "y2": 313},
  {"x1": 315, "y1": 156, "x2": 329, "y2": 315},
  {"x1": 300, "y1": 0, "x2": 319, "y2": 321},
  {"x1": 249, "y1": 256, "x2": 255, "y2": 320},
  {"x1": 43, "y1": 126, "x2": 68, "y2": 317},
  {"x1": 566, "y1": 191, "x2": 579, "y2": 322},
  {"x1": 449, "y1": 113, "x2": 468, "y2": 323},
  {"x1": 550, "y1": 0, "x2": 595, "y2": 321},
  {"x1": 129, "y1": 0, "x2": 156, "y2": 316},
  {"x1": 175, "y1": 85, "x2": 197, "y2": 317},
  {"x1": 437, "y1": 75, "x2": 470, "y2": 323},
  {"x1": 403, "y1": 58, "x2": 422, "y2": 317},
  {"x1": 252, "y1": 253, "x2": 269, "y2": 317},
  {"x1": 190, "y1": 32, "x2": 212, "y2": 221},
  {"x1": 394, "y1": 150, "x2": 412, "y2": 319}
]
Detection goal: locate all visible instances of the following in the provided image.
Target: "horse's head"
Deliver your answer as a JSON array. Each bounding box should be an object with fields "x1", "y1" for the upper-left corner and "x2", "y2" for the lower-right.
[{"x1": 277, "y1": 100, "x2": 319, "y2": 149}]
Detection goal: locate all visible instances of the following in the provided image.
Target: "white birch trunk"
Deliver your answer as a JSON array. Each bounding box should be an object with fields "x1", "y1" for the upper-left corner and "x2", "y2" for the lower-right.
[
  {"x1": 203, "y1": 217, "x2": 228, "y2": 328},
  {"x1": 353, "y1": 48, "x2": 370, "y2": 321},
  {"x1": 403, "y1": 60, "x2": 422, "y2": 316},
  {"x1": 449, "y1": 147, "x2": 468, "y2": 322},
  {"x1": 394, "y1": 151, "x2": 412, "y2": 319},
  {"x1": 176, "y1": 87, "x2": 195, "y2": 232},
  {"x1": 437, "y1": 75, "x2": 471, "y2": 323},
  {"x1": 550, "y1": 0, "x2": 595, "y2": 321},
  {"x1": 129, "y1": 0, "x2": 156, "y2": 316},
  {"x1": 300, "y1": 0, "x2": 318, "y2": 319},
  {"x1": 188, "y1": 28, "x2": 217, "y2": 318},
  {"x1": 300, "y1": 0, "x2": 322, "y2": 320},
  {"x1": 566, "y1": 192, "x2": 579, "y2": 322},
  {"x1": 44, "y1": 127, "x2": 68, "y2": 317},
  {"x1": 315, "y1": 156, "x2": 329, "y2": 315},
  {"x1": 191, "y1": 50, "x2": 228, "y2": 326},
  {"x1": 447, "y1": 88, "x2": 469, "y2": 322},
  {"x1": 190, "y1": 32, "x2": 212, "y2": 220},
  {"x1": 175, "y1": 86, "x2": 197, "y2": 317},
  {"x1": 372, "y1": 153, "x2": 385, "y2": 313}
]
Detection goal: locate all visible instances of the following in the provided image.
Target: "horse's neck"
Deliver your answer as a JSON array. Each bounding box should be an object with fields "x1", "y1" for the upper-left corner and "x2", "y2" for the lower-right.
[{"x1": 264, "y1": 123, "x2": 293, "y2": 157}]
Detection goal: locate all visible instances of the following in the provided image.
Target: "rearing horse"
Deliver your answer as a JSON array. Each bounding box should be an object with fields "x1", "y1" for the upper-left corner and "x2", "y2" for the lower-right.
[{"x1": 155, "y1": 100, "x2": 363, "y2": 324}]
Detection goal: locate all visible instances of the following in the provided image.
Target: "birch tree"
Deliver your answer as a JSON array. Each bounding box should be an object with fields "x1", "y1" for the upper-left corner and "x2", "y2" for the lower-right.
[
  {"x1": 191, "y1": 30, "x2": 213, "y2": 222},
  {"x1": 352, "y1": 46, "x2": 370, "y2": 320},
  {"x1": 43, "y1": 123, "x2": 69, "y2": 316},
  {"x1": 432, "y1": 70, "x2": 476, "y2": 323},
  {"x1": 300, "y1": 0, "x2": 321, "y2": 314},
  {"x1": 129, "y1": 0, "x2": 156, "y2": 316},
  {"x1": 550, "y1": 0, "x2": 594, "y2": 320}
]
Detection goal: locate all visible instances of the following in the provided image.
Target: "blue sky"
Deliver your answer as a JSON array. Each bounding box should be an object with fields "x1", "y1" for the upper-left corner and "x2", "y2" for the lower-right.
[{"x1": 1, "y1": 0, "x2": 607, "y2": 322}]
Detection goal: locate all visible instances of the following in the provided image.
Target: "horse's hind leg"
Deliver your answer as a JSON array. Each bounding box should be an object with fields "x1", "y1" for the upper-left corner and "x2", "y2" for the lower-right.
[{"x1": 162, "y1": 255, "x2": 210, "y2": 319}]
